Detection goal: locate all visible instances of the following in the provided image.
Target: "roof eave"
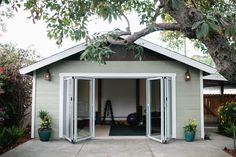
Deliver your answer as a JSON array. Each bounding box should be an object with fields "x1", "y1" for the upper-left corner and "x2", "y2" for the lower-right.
[
  {"x1": 134, "y1": 39, "x2": 216, "y2": 74},
  {"x1": 20, "y1": 38, "x2": 216, "y2": 75},
  {"x1": 19, "y1": 43, "x2": 86, "y2": 75}
]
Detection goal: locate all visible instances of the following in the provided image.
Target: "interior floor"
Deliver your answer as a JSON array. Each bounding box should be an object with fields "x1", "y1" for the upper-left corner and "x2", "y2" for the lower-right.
[
  {"x1": 95, "y1": 124, "x2": 148, "y2": 137},
  {"x1": 95, "y1": 125, "x2": 111, "y2": 137}
]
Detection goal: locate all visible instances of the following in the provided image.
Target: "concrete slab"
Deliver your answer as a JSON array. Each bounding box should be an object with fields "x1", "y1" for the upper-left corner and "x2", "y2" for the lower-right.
[{"x1": 1, "y1": 133, "x2": 233, "y2": 157}]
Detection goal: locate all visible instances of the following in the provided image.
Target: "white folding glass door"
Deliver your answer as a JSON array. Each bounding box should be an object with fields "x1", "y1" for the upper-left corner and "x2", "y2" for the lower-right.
[
  {"x1": 63, "y1": 78, "x2": 74, "y2": 142},
  {"x1": 146, "y1": 77, "x2": 172, "y2": 143},
  {"x1": 63, "y1": 77, "x2": 95, "y2": 143}
]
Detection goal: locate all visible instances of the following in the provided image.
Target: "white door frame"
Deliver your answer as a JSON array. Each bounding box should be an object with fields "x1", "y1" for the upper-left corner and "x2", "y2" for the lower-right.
[{"x1": 59, "y1": 73, "x2": 176, "y2": 139}]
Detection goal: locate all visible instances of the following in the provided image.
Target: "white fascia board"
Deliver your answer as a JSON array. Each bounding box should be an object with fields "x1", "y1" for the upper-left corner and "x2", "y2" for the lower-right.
[
  {"x1": 135, "y1": 39, "x2": 217, "y2": 74},
  {"x1": 203, "y1": 74, "x2": 227, "y2": 81},
  {"x1": 19, "y1": 43, "x2": 86, "y2": 74}
]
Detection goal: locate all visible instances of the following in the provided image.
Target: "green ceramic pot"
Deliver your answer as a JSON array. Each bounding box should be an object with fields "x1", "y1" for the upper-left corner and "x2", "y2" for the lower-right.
[
  {"x1": 38, "y1": 128, "x2": 51, "y2": 141},
  {"x1": 184, "y1": 131, "x2": 195, "y2": 142}
]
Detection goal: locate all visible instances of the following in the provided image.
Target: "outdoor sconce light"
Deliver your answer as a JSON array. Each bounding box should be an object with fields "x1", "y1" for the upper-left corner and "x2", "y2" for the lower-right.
[
  {"x1": 185, "y1": 69, "x2": 191, "y2": 81},
  {"x1": 44, "y1": 69, "x2": 51, "y2": 81}
]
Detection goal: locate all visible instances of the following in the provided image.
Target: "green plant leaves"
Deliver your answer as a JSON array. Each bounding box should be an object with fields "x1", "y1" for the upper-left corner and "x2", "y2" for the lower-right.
[
  {"x1": 0, "y1": 126, "x2": 25, "y2": 147},
  {"x1": 193, "y1": 21, "x2": 213, "y2": 39},
  {"x1": 171, "y1": 0, "x2": 180, "y2": 10},
  {"x1": 192, "y1": 21, "x2": 204, "y2": 30},
  {"x1": 39, "y1": 110, "x2": 52, "y2": 129},
  {"x1": 225, "y1": 23, "x2": 236, "y2": 36},
  {"x1": 81, "y1": 36, "x2": 114, "y2": 64},
  {"x1": 218, "y1": 102, "x2": 236, "y2": 136},
  {"x1": 198, "y1": 22, "x2": 209, "y2": 38},
  {"x1": 126, "y1": 44, "x2": 144, "y2": 61}
]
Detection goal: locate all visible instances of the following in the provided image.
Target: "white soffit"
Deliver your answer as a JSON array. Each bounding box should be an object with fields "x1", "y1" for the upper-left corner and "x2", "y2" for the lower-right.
[{"x1": 19, "y1": 38, "x2": 216, "y2": 75}]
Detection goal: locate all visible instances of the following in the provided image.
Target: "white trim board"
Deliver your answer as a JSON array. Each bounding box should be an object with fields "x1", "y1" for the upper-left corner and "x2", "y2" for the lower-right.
[
  {"x1": 200, "y1": 70, "x2": 204, "y2": 139},
  {"x1": 20, "y1": 38, "x2": 216, "y2": 75},
  {"x1": 59, "y1": 73, "x2": 176, "y2": 78},
  {"x1": 31, "y1": 71, "x2": 36, "y2": 138}
]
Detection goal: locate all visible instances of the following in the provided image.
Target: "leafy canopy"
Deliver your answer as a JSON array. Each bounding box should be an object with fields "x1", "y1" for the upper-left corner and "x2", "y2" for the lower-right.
[
  {"x1": 0, "y1": 43, "x2": 39, "y2": 127},
  {"x1": 0, "y1": 0, "x2": 236, "y2": 64}
]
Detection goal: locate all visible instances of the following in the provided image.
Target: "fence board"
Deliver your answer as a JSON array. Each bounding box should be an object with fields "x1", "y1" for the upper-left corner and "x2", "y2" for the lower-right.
[{"x1": 204, "y1": 94, "x2": 236, "y2": 123}]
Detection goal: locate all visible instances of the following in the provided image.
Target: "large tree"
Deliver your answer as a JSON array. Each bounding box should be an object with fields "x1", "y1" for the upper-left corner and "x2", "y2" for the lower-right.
[{"x1": 1, "y1": 0, "x2": 236, "y2": 83}]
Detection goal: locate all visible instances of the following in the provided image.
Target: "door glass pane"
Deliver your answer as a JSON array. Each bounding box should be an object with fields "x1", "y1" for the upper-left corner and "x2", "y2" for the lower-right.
[
  {"x1": 63, "y1": 79, "x2": 74, "y2": 140},
  {"x1": 76, "y1": 79, "x2": 91, "y2": 139},
  {"x1": 165, "y1": 78, "x2": 172, "y2": 141},
  {"x1": 150, "y1": 79, "x2": 161, "y2": 138}
]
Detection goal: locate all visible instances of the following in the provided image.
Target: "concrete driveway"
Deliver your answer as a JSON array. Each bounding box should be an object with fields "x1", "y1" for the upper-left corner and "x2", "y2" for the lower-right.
[{"x1": 1, "y1": 133, "x2": 233, "y2": 157}]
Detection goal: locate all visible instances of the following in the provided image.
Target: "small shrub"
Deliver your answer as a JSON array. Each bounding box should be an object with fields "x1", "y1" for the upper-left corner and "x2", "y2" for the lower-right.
[
  {"x1": 218, "y1": 102, "x2": 236, "y2": 136},
  {"x1": 0, "y1": 126, "x2": 25, "y2": 148},
  {"x1": 184, "y1": 119, "x2": 197, "y2": 133},
  {"x1": 39, "y1": 110, "x2": 52, "y2": 129}
]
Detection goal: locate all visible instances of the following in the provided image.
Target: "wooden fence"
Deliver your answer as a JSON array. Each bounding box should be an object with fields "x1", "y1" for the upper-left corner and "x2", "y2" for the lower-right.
[{"x1": 204, "y1": 94, "x2": 236, "y2": 123}]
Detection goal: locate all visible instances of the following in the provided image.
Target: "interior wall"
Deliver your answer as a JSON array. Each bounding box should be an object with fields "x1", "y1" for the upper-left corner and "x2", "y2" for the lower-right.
[
  {"x1": 101, "y1": 79, "x2": 136, "y2": 120},
  {"x1": 77, "y1": 80, "x2": 89, "y2": 117},
  {"x1": 139, "y1": 79, "x2": 146, "y2": 115},
  {"x1": 151, "y1": 80, "x2": 161, "y2": 112},
  {"x1": 139, "y1": 79, "x2": 161, "y2": 114}
]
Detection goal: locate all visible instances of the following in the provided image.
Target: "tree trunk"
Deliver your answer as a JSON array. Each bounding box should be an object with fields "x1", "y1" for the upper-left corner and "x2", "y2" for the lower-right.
[{"x1": 162, "y1": 1, "x2": 236, "y2": 84}]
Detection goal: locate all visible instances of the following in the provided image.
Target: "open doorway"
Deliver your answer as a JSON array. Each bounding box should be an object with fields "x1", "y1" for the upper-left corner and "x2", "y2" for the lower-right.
[
  {"x1": 95, "y1": 79, "x2": 147, "y2": 137},
  {"x1": 62, "y1": 74, "x2": 174, "y2": 143}
]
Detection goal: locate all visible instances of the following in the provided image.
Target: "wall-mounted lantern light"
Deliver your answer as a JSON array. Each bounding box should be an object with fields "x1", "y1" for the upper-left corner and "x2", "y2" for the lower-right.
[
  {"x1": 185, "y1": 69, "x2": 191, "y2": 81},
  {"x1": 44, "y1": 69, "x2": 51, "y2": 81}
]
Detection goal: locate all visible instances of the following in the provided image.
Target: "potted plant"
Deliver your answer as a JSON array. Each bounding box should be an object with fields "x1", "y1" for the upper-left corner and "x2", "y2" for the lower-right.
[
  {"x1": 38, "y1": 110, "x2": 52, "y2": 141},
  {"x1": 184, "y1": 119, "x2": 197, "y2": 142}
]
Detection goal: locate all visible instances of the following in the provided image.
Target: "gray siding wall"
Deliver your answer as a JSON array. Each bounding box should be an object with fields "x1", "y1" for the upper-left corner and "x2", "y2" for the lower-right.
[{"x1": 35, "y1": 61, "x2": 201, "y2": 139}]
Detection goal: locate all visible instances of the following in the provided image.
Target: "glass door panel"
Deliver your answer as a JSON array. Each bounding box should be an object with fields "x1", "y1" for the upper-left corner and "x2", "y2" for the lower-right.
[
  {"x1": 147, "y1": 77, "x2": 172, "y2": 143},
  {"x1": 146, "y1": 78, "x2": 164, "y2": 143},
  {"x1": 63, "y1": 77, "x2": 94, "y2": 143},
  {"x1": 63, "y1": 78, "x2": 74, "y2": 142},
  {"x1": 74, "y1": 78, "x2": 94, "y2": 142}
]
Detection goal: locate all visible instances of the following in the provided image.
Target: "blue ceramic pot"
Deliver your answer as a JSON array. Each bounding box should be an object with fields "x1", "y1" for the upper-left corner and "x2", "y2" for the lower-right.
[
  {"x1": 38, "y1": 128, "x2": 51, "y2": 141},
  {"x1": 184, "y1": 131, "x2": 195, "y2": 142}
]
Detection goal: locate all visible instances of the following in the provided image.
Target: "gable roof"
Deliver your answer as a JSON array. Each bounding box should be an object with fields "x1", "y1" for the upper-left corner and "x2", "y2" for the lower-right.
[{"x1": 19, "y1": 38, "x2": 216, "y2": 75}]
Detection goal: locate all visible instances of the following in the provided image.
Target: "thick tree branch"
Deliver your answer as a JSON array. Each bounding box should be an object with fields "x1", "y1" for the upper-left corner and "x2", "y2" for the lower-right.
[
  {"x1": 121, "y1": 13, "x2": 131, "y2": 32},
  {"x1": 162, "y1": 0, "x2": 236, "y2": 83},
  {"x1": 107, "y1": 23, "x2": 181, "y2": 45}
]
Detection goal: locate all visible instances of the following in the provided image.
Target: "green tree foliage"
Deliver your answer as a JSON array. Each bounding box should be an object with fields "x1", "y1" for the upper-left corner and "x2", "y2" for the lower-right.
[
  {"x1": 0, "y1": 5, "x2": 13, "y2": 35},
  {"x1": 0, "y1": 43, "x2": 39, "y2": 127},
  {"x1": 191, "y1": 55, "x2": 215, "y2": 67},
  {"x1": 1, "y1": 0, "x2": 236, "y2": 82},
  {"x1": 218, "y1": 102, "x2": 236, "y2": 136},
  {"x1": 0, "y1": 126, "x2": 25, "y2": 148}
]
